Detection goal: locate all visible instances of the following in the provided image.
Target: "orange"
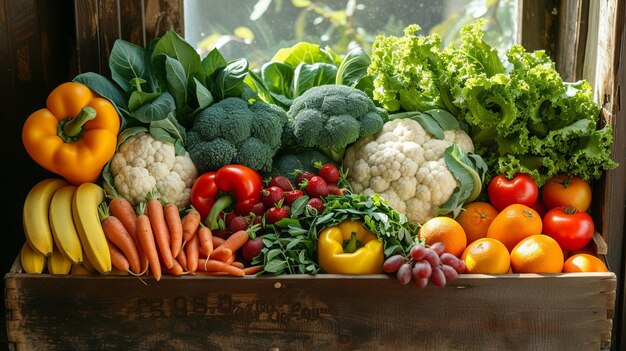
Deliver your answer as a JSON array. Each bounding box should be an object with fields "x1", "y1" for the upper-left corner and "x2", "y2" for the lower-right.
[
  {"x1": 461, "y1": 238, "x2": 510, "y2": 274},
  {"x1": 419, "y1": 217, "x2": 467, "y2": 257},
  {"x1": 563, "y1": 254, "x2": 608, "y2": 273},
  {"x1": 486, "y1": 204, "x2": 542, "y2": 252},
  {"x1": 510, "y1": 235, "x2": 564, "y2": 273},
  {"x1": 456, "y1": 202, "x2": 499, "y2": 244}
]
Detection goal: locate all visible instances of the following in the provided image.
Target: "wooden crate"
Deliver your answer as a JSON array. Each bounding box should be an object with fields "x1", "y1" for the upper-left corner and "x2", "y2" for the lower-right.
[{"x1": 5, "y1": 258, "x2": 616, "y2": 351}]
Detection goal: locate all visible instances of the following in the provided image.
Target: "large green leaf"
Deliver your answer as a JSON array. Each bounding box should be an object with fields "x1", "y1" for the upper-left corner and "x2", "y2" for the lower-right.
[
  {"x1": 194, "y1": 77, "x2": 213, "y2": 109},
  {"x1": 335, "y1": 47, "x2": 370, "y2": 87},
  {"x1": 423, "y1": 109, "x2": 460, "y2": 130},
  {"x1": 202, "y1": 48, "x2": 227, "y2": 78},
  {"x1": 437, "y1": 145, "x2": 486, "y2": 217},
  {"x1": 165, "y1": 56, "x2": 188, "y2": 109},
  {"x1": 245, "y1": 71, "x2": 275, "y2": 105},
  {"x1": 109, "y1": 40, "x2": 151, "y2": 93},
  {"x1": 261, "y1": 62, "x2": 294, "y2": 98},
  {"x1": 152, "y1": 32, "x2": 205, "y2": 86},
  {"x1": 131, "y1": 92, "x2": 176, "y2": 123},
  {"x1": 212, "y1": 58, "x2": 249, "y2": 100},
  {"x1": 73, "y1": 72, "x2": 128, "y2": 110},
  {"x1": 129, "y1": 91, "x2": 161, "y2": 112},
  {"x1": 271, "y1": 42, "x2": 333, "y2": 66},
  {"x1": 149, "y1": 113, "x2": 187, "y2": 155},
  {"x1": 292, "y1": 62, "x2": 336, "y2": 97}
]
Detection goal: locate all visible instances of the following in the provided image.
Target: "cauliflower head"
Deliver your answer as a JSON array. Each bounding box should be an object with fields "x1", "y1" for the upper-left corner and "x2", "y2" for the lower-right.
[
  {"x1": 110, "y1": 132, "x2": 199, "y2": 208},
  {"x1": 344, "y1": 118, "x2": 474, "y2": 224}
]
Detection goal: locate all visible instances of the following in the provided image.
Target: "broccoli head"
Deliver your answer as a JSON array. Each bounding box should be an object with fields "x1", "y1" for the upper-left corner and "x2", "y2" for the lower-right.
[
  {"x1": 187, "y1": 97, "x2": 287, "y2": 173},
  {"x1": 287, "y1": 85, "x2": 387, "y2": 162}
]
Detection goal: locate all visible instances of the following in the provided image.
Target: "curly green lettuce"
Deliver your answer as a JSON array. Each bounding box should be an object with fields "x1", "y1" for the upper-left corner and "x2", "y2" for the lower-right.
[{"x1": 368, "y1": 20, "x2": 617, "y2": 185}]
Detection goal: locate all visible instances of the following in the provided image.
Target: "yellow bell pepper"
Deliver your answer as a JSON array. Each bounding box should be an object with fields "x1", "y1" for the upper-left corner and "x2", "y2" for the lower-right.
[
  {"x1": 22, "y1": 82, "x2": 120, "y2": 185},
  {"x1": 318, "y1": 220, "x2": 384, "y2": 274}
]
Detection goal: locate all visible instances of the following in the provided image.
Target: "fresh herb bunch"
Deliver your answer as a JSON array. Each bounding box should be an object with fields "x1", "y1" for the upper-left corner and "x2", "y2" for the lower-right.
[{"x1": 254, "y1": 191, "x2": 420, "y2": 275}]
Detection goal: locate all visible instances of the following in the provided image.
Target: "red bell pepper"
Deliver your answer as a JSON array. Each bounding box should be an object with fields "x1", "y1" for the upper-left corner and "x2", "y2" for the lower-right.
[{"x1": 190, "y1": 165, "x2": 263, "y2": 227}]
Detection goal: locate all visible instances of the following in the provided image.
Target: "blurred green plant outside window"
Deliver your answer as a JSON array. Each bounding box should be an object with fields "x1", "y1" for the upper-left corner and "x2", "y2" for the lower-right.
[{"x1": 184, "y1": 0, "x2": 518, "y2": 67}]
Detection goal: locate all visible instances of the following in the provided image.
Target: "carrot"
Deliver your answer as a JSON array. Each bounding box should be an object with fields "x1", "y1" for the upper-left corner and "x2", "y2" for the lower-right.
[
  {"x1": 225, "y1": 254, "x2": 236, "y2": 265},
  {"x1": 111, "y1": 197, "x2": 147, "y2": 272},
  {"x1": 146, "y1": 192, "x2": 174, "y2": 269},
  {"x1": 165, "y1": 259, "x2": 185, "y2": 277},
  {"x1": 109, "y1": 197, "x2": 137, "y2": 239},
  {"x1": 199, "y1": 259, "x2": 245, "y2": 277},
  {"x1": 197, "y1": 225, "x2": 214, "y2": 257},
  {"x1": 107, "y1": 241, "x2": 130, "y2": 273},
  {"x1": 210, "y1": 230, "x2": 249, "y2": 262},
  {"x1": 231, "y1": 261, "x2": 244, "y2": 269},
  {"x1": 136, "y1": 209, "x2": 161, "y2": 281},
  {"x1": 181, "y1": 208, "x2": 201, "y2": 247},
  {"x1": 165, "y1": 203, "x2": 183, "y2": 258},
  {"x1": 212, "y1": 236, "x2": 225, "y2": 248},
  {"x1": 186, "y1": 231, "x2": 199, "y2": 273},
  {"x1": 242, "y1": 265, "x2": 264, "y2": 276},
  {"x1": 99, "y1": 203, "x2": 141, "y2": 274},
  {"x1": 176, "y1": 247, "x2": 188, "y2": 271}
]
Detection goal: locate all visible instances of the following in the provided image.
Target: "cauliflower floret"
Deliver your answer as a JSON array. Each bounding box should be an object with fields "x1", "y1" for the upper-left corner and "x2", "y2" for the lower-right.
[
  {"x1": 109, "y1": 132, "x2": 198, "y2": 208},
  {"x1": 113, "y1": 166, "x2": 156, "y2": 205},
  {"x1": 344, "y1": 118, "x2": 474, "y2": 224}
]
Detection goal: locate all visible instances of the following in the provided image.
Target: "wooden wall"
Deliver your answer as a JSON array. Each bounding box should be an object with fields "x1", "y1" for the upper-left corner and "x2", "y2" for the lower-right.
[{"x1": 0, "y1": 0, "x2": 182, "y2": 346}]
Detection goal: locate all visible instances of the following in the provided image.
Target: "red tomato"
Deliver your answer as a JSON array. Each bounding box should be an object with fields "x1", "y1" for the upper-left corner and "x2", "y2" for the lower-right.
[
  {"x1": 543, "y1": 206, "x2": 595, "y2": 251},
  {"x1": 541, "y1": 174, "x2": 592, "y2": 212},
  {"x1": 529, "y1": 197, "x2": 547, "y2": 218},
  {"x1": 487, "y1": 173, "x2": 539, "y2": 211}
]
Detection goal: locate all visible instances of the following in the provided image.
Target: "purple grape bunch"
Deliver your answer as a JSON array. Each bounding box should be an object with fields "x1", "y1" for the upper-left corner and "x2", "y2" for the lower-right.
[{"x1": 383, "y1": 243, "x2": 466, "y2": 287}]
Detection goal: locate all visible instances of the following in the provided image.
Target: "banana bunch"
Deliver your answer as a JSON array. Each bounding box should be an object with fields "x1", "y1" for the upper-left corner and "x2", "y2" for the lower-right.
[{"x1": 21, "y1": 178, "x2": 111, "y2": 274}]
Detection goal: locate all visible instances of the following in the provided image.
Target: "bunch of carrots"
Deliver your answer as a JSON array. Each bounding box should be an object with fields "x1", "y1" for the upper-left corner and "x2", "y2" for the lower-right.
[{"x1": 100, "y1": 193, "x2": 263, "y2": 281}]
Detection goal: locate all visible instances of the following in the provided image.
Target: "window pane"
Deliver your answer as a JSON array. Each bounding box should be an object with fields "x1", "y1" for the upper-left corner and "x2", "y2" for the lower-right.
[{"x1": 184, "y1": 0, "x2": 518, "y2": 65}]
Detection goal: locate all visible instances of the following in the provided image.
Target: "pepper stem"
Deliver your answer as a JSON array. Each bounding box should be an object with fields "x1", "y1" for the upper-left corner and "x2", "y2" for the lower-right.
[
  {"x1": 206, "y1": 195, "x2": 233, "y2": 230},
  {"x1": 344, "y1": 231, "x2": 359, "y2": 253},
  {"x1": 58, "y1": 106, "x2": 97, "y2": 142}
]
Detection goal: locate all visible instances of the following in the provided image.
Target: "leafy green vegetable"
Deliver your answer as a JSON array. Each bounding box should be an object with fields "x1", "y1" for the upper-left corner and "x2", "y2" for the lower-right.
[
  {"x1": 438, "y1": 144, "x2": 488, "y2": 217},
  {"x1": 368, "y1": 20, "x2": 617, "y2": 185},
  {"x1": 109, "y1": 40, "x2": 154, "y2": 94},
  {"x1": 149, "y1": 113, "x2": 187, "y2": 155},
  {"x1": 292, "y1": 63, "x2": 337, "y2": 98},
  {"x1": 250, "y1": 42, "x2": 375, "y2": 110},
  {"x1": 335, "y1": 47, "x2": 371, "y2": 87},
  {"x1": 271, "y1": 42, "x2": 333, "y2": 66},
  {"x1": 73, "y1": 72, "x2": 129, "y2": 119},
  {"x1": 254, "y1": 192, "x2": 419, "y2": 275},
  {"x1": 151, "y1": 31, "x2": 205, "y2": 87},
  {"x1": 131, "y1": 92, "x2": 176, "y2": 123},
  {"x1": 213, "y1": 58, "x2": 250, "y2": 101},
  {"x1": 164, "y1": 56, "x2": 188, "y2": 109},
  {"x1": 202, "y1": 48, "x2": 228, "y2": 77}
]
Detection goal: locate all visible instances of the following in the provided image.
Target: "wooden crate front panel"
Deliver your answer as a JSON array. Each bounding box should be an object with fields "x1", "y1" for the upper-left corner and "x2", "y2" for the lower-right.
[{"x1": 5, "y1": 273, "x2": 616, "y2": 351}]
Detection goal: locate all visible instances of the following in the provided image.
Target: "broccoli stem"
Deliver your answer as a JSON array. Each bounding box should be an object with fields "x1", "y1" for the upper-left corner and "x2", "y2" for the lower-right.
[
  {"x1": 206, "y1": 195, "x2": 234, "y2": 230},
  {"x1": 318, "y1": 146, "x2": 346, "y2": 164}
]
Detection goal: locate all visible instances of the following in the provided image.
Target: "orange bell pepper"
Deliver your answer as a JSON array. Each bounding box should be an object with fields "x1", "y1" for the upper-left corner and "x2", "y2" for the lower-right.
[{"x1": 22, "y1": 82, "x2": 120, "y2": 185}]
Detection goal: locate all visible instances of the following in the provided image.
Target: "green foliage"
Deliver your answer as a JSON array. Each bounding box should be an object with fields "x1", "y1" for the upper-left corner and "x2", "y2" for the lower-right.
[
  {"x1": 250, "y1": 42, "x2": 374, "y2": 110},
  {"x1": 368, "y1": 20, "x2": 617, "y2": 185},
  {"x1": 74, "y1": 32, "x2": 263, "y2": 159},
  {"x1": 254, "y1": 191, "x2": 419, "y2": 275}
]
